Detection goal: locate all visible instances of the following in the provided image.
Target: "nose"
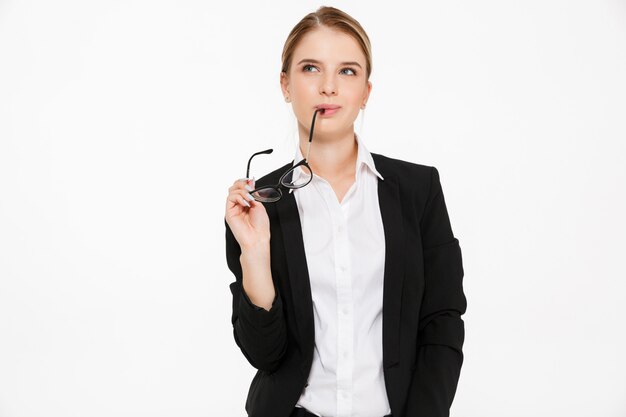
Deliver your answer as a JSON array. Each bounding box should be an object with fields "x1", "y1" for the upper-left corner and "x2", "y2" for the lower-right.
[{"x1": 319, "y1": 72, "x2": 337, "y2": 96}]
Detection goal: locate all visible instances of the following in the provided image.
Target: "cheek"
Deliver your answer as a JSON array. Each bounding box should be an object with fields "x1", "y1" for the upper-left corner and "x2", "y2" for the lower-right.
[
  {"x1": 345, "y1": 91, "x2": 365, "y2": 108},
  {"x1": 291, "y1": 77, "x2": 315, "y2": 95},
  {"x1": 291, "y1": 74, "x2": 315, "y2": 92}
]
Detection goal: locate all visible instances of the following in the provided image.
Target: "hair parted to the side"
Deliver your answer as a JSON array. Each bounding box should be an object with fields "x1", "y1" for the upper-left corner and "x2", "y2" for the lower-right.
[{"x1": 281, "y1": 6, "x2": 372, "y2": 81}]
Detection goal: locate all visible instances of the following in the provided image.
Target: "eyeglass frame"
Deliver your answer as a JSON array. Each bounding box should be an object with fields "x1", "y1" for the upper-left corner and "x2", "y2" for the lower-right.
[{"x1": 245, "y1": 108, "x2": 323, "y2": 203}]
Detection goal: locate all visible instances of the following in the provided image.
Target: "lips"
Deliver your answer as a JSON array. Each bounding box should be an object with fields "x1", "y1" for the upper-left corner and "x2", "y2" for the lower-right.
[{"x1": 315, "y1": 104, "x2": 341, "y2": 116}]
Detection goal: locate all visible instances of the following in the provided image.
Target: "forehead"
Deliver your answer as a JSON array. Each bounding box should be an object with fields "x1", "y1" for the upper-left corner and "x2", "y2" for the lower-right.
[{"x1": 292, "y1": 26, "x2": 365, "y2": 65}]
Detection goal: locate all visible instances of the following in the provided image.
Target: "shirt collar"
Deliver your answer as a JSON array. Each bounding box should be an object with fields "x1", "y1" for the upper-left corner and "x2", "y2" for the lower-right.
[{"x1": 289, "y1": 132, "x2": 384, "y2": 193}]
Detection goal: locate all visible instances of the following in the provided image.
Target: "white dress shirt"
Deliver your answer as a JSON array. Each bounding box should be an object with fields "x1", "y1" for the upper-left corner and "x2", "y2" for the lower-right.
[{"x1": 291, "y1": 133, "x2": 391, "y2": 417}]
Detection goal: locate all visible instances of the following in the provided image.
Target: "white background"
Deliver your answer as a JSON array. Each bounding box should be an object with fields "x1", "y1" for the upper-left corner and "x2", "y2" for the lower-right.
[{"x1": 1, "y1": 1, "x2": 625, "y2": 416}]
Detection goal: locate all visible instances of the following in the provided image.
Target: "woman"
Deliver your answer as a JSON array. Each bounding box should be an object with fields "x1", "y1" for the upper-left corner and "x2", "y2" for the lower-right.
[{"x1": 225, "y1": 6, "x2": 467, "y2": 417}]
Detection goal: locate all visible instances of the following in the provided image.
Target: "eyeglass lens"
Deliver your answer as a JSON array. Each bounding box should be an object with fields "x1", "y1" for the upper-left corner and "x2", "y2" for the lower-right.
[{"x1": 281, "y1": 164, "x2": 312, "y2": 188}]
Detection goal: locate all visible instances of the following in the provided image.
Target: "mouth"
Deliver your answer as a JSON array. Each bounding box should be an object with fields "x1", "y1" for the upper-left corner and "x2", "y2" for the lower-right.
[{"x1": 315, "y1": 104, "x2": 342, "y2": 116}]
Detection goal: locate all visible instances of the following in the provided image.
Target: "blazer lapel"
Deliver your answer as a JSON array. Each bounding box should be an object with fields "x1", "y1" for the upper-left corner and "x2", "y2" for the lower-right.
[
  {"x1": 275, "y1": 190, "x2": 315, "y2": 377},
  {"x1": 373, "y1": 154, "x2": 404, "y2": 369}
]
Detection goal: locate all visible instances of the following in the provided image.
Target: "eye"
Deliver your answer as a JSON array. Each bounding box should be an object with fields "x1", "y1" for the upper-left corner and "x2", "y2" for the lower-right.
[{"x1": 302, "y1": 64, "x2": 358, "y2": 76}]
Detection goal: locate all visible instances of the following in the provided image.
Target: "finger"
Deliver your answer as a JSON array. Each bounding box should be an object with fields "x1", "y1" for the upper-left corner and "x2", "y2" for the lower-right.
[
  {"x1": 226, "y1": 193, "x2": 250, "y2": 210},
  {"x1": 237, "y1": 195, "x2": 251, "y2": 208},
  {"x1": 225, "y1": 193, "x2": 239, "y2": 210},
  {"x1": 232, "y1": 178, "x2": 251, "y2": 187},
  {"x1": 229, "y1": 179, "x2": 254, "y2": 192},
  {"x1": 227, "y1": 189, "x2": 246, "y2": 203},
  {"x1": 228, "y1": 189, "x2": 255, "y2": 207},
  {"x1": 237, "y1": 189, "x2": 256, "y2": 203},
  {"x1": 228, "y1": 188, "x2": 254, "y2": 202}
]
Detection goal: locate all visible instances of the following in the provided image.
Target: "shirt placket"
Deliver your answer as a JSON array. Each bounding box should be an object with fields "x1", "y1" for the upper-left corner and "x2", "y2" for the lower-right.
[{"x1": 327, "y1": 187, "x2": 353, "y2": 417}]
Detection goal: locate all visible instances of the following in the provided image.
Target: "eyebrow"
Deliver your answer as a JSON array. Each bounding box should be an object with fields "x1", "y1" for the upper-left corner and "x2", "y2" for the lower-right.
[{"x1": 296, "y1": 58, "x2": 363, "y2": 69}]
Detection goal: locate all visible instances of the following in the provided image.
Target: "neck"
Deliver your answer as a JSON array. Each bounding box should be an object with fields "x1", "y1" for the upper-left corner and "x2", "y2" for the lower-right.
[{"x1": 297, "y1": 124, "x2": 358, "y2": 182}]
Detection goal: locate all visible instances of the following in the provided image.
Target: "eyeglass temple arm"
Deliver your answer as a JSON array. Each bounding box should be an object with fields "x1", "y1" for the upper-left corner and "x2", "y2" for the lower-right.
[
  {"x1": 305, "y1": 108, "x2": 322, "y2": 161},
  {"x1": 246, "y1": 107, "x2": 320, "y2": 177},
  {"x1": 246, "y1": 148, "x2": 273, "y2": 178}
]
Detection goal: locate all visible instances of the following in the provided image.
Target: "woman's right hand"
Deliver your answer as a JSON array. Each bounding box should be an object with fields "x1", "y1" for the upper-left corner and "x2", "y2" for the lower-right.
[{"x1": 225, "y1": 178, "x2": 270, "y2": 250}]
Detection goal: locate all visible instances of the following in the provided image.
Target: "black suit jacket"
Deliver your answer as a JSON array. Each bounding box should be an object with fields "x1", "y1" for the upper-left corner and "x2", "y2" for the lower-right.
[{"x1": 225, "y1": 153, "x2": 467, "y2": 417}]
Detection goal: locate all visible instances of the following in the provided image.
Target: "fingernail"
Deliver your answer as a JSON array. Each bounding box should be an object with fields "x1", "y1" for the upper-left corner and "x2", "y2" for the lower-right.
[
  {"x1": 245, "y1": 184, "x2": 253, "y2": 192},
  {"x1": 242, "y1": 200, "x2": 251, "y2": 207},
  {"x1": 245, "y1": 193, "x2": 255, "y2": 202},
  {"x1": 238, "y1": 177, "x2": 251, "y2": 182}
]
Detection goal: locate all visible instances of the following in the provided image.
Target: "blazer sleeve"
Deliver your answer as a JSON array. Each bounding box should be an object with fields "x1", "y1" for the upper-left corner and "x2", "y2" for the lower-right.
[
  {"x1": 406, "y1": 166, "x2": 467, "y2": 416},
  {"x1": 225, "y1": 219, "x2": 288, "y2": 373}
]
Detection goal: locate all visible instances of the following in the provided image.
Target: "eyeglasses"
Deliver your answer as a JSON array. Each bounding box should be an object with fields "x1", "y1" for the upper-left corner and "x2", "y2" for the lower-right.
[{"x1": 245, "y1": 108, "x2": 323, "y2": 203}]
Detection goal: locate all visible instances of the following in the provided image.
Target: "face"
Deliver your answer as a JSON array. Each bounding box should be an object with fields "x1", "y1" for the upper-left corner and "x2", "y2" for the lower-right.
[{"x1": 280, "y1": 26, "x2": 372, "y2": 140}]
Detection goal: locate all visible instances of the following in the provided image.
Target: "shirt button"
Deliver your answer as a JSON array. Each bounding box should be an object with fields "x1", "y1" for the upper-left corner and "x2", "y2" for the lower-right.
[
  {"x1": 343, "y1": 351, "x2": 349, "y2": 359},
  {"x1": 342, "y1": 308, "x2": 348, "y2": 315},
  {"x1": 337, "y1": 225, "x2": 343, "y2": 233}
]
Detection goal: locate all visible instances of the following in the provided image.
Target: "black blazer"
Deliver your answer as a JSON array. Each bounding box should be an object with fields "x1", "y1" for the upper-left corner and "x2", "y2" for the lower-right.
[{"x1": 225, "y1": 153, "x2": 467, "y2": 417}]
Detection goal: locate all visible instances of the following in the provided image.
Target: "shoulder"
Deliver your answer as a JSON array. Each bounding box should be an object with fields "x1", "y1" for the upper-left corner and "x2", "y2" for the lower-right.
[
  {"x1": 371, "y1": 152, "x2": 434, "y2": 178},
  {"x1": 371, "y1": 152, "x2": 443, "y2": 195},
  {"x1": 370, "y1": 152, "x2": 457, "y2": 219}
]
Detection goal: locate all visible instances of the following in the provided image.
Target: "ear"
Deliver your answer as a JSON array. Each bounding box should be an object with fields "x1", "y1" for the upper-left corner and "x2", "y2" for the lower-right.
[
  {"x1": 363, "y1": 80, "x2": 372, "y2": 106},
  {"x1": 280, "y1": 72, "x2": 290, "y2": 98}
]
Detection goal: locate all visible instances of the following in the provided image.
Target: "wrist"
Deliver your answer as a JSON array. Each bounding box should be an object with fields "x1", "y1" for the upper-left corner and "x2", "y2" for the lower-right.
[
  {"x1": 240, "y1": 236, "x2": 270, "y2": 252},
  {"x1": 240, "y1": 241, "x2": 270, "y2": 266}
]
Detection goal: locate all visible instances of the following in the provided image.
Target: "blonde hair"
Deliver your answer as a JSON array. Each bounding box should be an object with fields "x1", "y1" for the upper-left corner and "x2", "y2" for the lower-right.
[{"x1": 281, "y1": 6, "x2": 372, "y2": 81}]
